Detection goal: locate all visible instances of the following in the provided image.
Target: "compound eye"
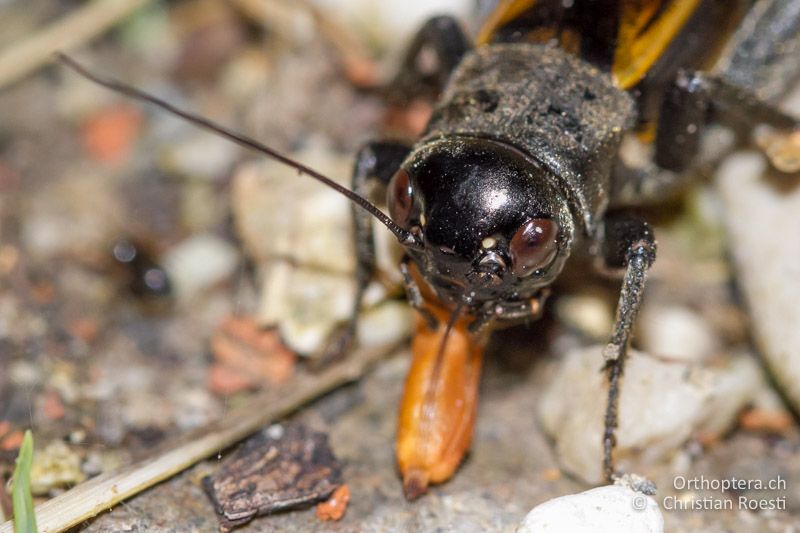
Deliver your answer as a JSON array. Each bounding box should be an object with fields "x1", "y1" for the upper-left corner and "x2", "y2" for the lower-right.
[
  {"x1": 509, "y1": 218, "x2": 559, "y2": 277},
  {"x1": 387, "y1": 169, "x2": 414, "y2": 229}
]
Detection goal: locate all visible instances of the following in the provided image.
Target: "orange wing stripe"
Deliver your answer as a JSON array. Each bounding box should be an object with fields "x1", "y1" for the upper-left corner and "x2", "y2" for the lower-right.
[
  {"x1": 476, "y1": 0, "x2": 539, "y2": 46},
  {"x1": 478, "y1": 0, "x2": 701, "y2": 90},
  {"x1": 612, "y1": 0, "x2": 701, "y2": 89}
]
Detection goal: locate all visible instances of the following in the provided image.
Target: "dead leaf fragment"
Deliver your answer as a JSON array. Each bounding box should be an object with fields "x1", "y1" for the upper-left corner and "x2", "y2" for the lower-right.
[
  {"x1": 203, "y1": 424, "x2": 342, "y2": 531},
  {"x1": 209, "y1": 316, "x2": 297, "y2": 393}
]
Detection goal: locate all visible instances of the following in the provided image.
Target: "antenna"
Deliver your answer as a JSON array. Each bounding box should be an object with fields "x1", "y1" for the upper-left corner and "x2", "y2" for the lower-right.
[{"x1": 57, "y1": 53, "x2": 420, "y2": 248}]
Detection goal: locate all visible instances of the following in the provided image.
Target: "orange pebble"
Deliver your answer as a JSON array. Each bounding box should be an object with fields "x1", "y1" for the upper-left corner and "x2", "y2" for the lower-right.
[
  {"x1": 316, "y1": 484, "x2": 350, "y2": 521},
  {"x1": 81, "y1": 104, "x2": 142, "y2": 165},
  {"x1": 1, "y1": 430, "x2": 24, "y2": 451},
  {"x1": 739, "y1": 408, "x2": 794, "y2": 433},
  {"x1": 42, "y1": 390, "x2": 66, "y2": 421}
]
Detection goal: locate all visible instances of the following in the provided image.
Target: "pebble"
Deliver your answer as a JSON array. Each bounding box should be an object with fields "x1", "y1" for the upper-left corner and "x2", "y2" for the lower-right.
[
  {"x1": 555, "y1": 292, "x2": 614, "y2": 342},
  {"x1": 21, "y1": 172, "x2": 125, "y2": 260},
  {"x1": 159, "y1": 132, "x2": 239, "y2": 181},
  {"x1": 538, "y1": 345, "x2": 765, "y2": 484},
  {"x1": 357, "y1": 300, "x2": 413, "y2": 347},
  {"x1": 232, "y1": 148, "x2": 409, "y2": 355},
  {"x1": 30, "y1": 440, "x2": 86, "y2": 496},
  {"x1": 716, "y1": 151, "x2": 800, "y2": 413},
  {"x1": 162, "y1": 233, "x2": 239, "y2": 301},
  {"x1": 639, "y1": 304, "x2": 719, "y2": 362},
  {"x1": 310, "y1": 0, "x2": 472, "y2": 54},
  {"x1": 516, "y1": 485, "x2": 663, "y2": 533},
  {"x1": 231, "y1": 152, "x2": 355, "y2": 271}
]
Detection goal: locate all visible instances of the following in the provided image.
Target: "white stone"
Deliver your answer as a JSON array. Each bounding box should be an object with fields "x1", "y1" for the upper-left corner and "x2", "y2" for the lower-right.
[
  {"x1": 310, "y1": 0, "x2": 472, "y2": 54},
  {"x1": 259, "y1": 263, "x2": 356, "y2": 354},
  {"x1": 21, "y1": 171, "x2": 124, "y2": 259},
  {"x1": 639, "y1": 305, "x2": 719, "y2": 362},
  {"x1": 30, "y1": 440, "x2": 86, "y2": 496},
  {"x1": 159, "y1": 132, "x2": 239, "y2": 181},
  {"x1": 162, "y1": 234, "x2": 239, "y2": 301},
  {"x1": 716, "y1": 151, "x2": 800, "y2": 412},
  {"x1": 516, "y1": 485, "x2": 663, "y2": 533},
  {"x1": 539, "y1": 345, "x2": 765, "y2": 484},
  {"x1": 357, "y1": 300, "x2": 413, "y2": 347},
  {"x1": 232, "y1": 146, "x2": 408, "y2": 355},
  {"x1": 555, "y1": 292, "x2": 614, "y2": 342}
]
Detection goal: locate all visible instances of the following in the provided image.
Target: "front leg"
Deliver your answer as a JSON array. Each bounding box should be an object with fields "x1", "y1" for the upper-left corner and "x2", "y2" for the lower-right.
[
  {"x1": 317, "y1": 141, "x2": 411, "y2": 362},
  {"x1": 596, "y1": 212, "x2": 657, "y2": 481}
]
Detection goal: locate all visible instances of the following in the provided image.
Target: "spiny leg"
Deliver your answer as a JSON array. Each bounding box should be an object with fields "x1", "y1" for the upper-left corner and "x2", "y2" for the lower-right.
[
  {"x1": 387, "y1": 15, "x2": 471, "y2": 103},
  {"x1": 612, "y1": 67, "x2": 800, "y2": 205},
  {"x1": 318, "y1": 141, "x2": 411, "y2": 362},
  {"x1": 597, "y1": 212, "x2": 656, "y2": 481}
]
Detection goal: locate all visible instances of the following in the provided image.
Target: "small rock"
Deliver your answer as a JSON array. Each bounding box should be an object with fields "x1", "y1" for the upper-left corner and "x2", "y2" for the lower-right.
[
  {"x1": 174, "y1": 387, "x2": 221, "y2": 430},
  {"x1": 356, "y1": 300, "x2": 413, "y2": 347},
  {"x1": 258, "y1": 263, "x2": 356, "y2": 354},
  {"x1": 21, "y1": 172, "x2": 125, "y2": 260},
  {"x1": 30, "y1": 440, "x2": 86, "y2": 496},
  {"x1": 81, "y1": 450, "x2": 122, "y2": 478},
  {"x1": 81, "y1": 104, "x2": 143, "y2": 165},
  {"x1": 232, "y1": 148, "x2": 408, "y2": 355},
  {"x1": 311, "y1": 0, "x2": 471, "y2": 54},
  {"x1": 716, "y1": 151, "x2": 800, "y2": 413},
  {"x1": 539, "y1": 345, "x2": 765, "y2": 483},
  {"x1": 159, "y1": 132, "x2": 239, "y2": 181},
  {"x1": 162, "y1": 234, "x2": 239, "y2": 301},
  {"x1": 639, "y1": 305, "x2": 719, "y2": 362},
  {"x1": 316, "y1": 484, "x2": 350, "y2": 521},
  {"x1": 231, "y1": 151, "x2": 355, "y2": 271},
  {"x1": 555, "y1": 292, "x2": 614, "y2": 341},
  {"x1": 516, "y1": 485, "x2": 663, "y2": 533},
  {"x1": 0, "y1": 429, "x2": 24, "y2": 451},
  {"x1": 40, "y1": 389, "x2": 66, "y2": 421}
]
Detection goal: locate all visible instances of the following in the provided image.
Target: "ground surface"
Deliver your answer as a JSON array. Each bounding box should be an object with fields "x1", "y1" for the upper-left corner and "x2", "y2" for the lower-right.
[{"x1": 0, "y1": 1, "x2": 799, "y2": 532}]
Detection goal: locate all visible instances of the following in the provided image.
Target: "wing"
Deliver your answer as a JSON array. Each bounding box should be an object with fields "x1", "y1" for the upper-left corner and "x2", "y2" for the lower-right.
[{"x1": 476, "y1": 0, "x2": 711, "y2": 89}]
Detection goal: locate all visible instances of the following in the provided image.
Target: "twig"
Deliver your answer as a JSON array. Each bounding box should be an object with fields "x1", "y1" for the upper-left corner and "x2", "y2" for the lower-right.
[
  {"x1": 0, "y1": 0, "x2": 156, "y2": 89},
  {"x1": 0, "y1": 341, "x2": 402, "y2": 533}
]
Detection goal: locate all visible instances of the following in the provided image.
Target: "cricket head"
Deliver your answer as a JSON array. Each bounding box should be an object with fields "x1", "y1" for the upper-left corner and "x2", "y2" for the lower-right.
[{"x1": 387, "y1": 137, "x2": 574, "y2": 309}]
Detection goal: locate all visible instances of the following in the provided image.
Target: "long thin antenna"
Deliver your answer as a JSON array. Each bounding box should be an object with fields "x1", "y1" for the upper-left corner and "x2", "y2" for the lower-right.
[{"x1": 57, "y1": 53, "x2": 419, "y2": 247}]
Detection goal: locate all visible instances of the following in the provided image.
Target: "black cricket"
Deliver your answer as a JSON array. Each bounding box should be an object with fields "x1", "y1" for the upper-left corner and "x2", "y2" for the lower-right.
[{"x1": 60, "y1": 0, "x2": 800, "y2": 483}]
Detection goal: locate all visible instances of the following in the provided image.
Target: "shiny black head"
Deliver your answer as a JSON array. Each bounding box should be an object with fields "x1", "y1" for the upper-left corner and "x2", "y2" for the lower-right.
[{"x1": 388, "y1": 137, "x2": 574, "y2": 308}]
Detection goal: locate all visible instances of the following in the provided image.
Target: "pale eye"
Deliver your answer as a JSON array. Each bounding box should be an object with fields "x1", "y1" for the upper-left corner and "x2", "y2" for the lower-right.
[
  {"x1": 509, "y1": 218, "x2": 559, "y2": 276},
  {"x1": 387, "y1": 169, "x2": 413, "y2": 229}
]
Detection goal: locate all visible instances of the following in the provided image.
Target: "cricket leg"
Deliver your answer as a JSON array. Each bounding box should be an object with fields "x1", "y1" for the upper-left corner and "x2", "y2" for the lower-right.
[
  {"x1": 317, "y1": 141, "x2": 411, "y2": 362},
  {"x1": 611, "y1": 70, "x2": 711, "y2": 205},
  {"x1": 596, "y1": 212, "x2": 657, "y2": 481},
  {"x1": 387, "y1": 15, "x2": 471, "y2": 103},
  {"x1": 691, "y1": 71, "x2": 800, "y2": 173},
  {"x1": 612, "y1": 66, "x2": 800, "y2": 205},
  {"x1": 666, "y1": 69, "x2": 800, "y2": 174}
]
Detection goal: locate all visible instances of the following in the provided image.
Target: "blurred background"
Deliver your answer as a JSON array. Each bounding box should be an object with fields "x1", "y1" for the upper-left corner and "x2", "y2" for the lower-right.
[{"x1": 0, "y1": 1, "x2": 799, "y2": 531}]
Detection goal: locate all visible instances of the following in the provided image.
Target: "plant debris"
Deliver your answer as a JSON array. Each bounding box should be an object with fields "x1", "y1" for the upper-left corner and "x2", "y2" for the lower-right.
[
  {"x1": 202, "y1": 424, "x2": 342, "y2": 531},
  {"x1": 208, "y1": 316, "x2": 297, "y2": 394}
]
